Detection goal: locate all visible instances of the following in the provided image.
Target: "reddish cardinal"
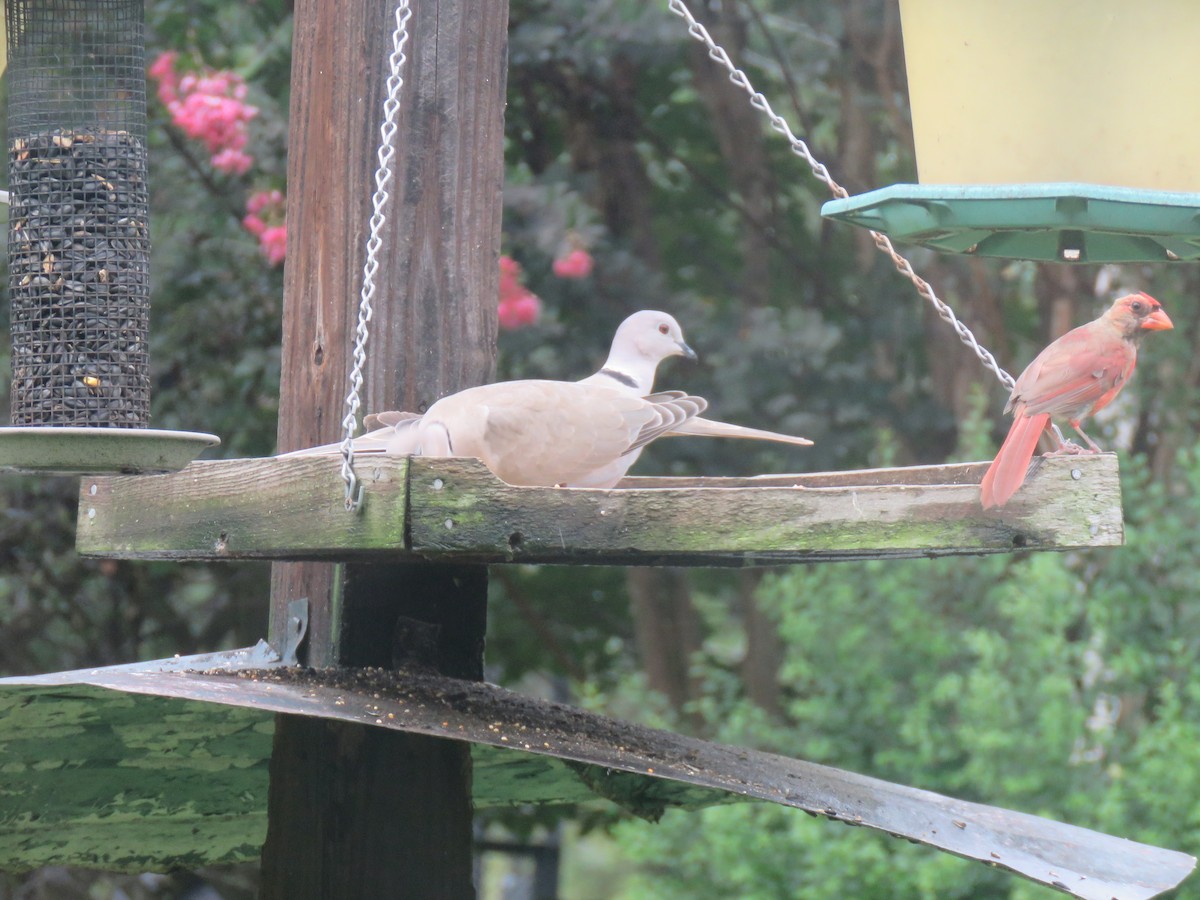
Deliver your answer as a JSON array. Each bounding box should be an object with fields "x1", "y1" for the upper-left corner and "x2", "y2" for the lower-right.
[{"x1": 979, "y1": 292, "x2": 1173, "y2": 509}]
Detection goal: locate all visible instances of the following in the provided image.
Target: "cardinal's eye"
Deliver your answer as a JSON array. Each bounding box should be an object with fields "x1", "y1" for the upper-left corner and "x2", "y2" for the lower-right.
[
  {"x1": 1131, "y1": 301, "x2": 1145, "y2": 314},
  {"x1": 658, "y1": 323, "x2": 670, "y2": 335}
]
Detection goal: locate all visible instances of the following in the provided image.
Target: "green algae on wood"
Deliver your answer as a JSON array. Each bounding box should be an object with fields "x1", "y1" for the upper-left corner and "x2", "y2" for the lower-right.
[{"x1": 76, "y1": 453, "x2": 1122, "y2": 564}]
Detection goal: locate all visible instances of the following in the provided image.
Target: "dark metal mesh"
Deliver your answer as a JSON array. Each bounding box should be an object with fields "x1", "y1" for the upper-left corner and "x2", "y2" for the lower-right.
[{"x1": 7, "y1": 0, "x2": 150, "y2": 427}]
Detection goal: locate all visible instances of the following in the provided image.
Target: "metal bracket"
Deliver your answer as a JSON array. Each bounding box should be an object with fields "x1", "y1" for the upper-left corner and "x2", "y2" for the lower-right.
[{"x1": 280, "y1": 597, "x2": 310, "y2": 666}]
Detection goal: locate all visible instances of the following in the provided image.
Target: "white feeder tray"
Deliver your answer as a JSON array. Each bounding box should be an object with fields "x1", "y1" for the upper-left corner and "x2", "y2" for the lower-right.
[{"x1": 0, "y1": 427, "x2": 220, "y2": 475}]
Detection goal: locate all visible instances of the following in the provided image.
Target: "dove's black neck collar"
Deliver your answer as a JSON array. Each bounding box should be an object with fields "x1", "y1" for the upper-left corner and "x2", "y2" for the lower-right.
[{"x1": 597, "y1": 368, "x2": 639, "y2": 390}]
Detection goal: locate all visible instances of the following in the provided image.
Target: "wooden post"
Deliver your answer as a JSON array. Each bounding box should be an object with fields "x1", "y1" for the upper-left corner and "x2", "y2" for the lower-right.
[{"x1": 260, "y1": 0, "x2": 506, "y2": 896}]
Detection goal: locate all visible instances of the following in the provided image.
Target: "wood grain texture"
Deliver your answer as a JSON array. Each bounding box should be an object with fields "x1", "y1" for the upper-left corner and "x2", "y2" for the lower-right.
[
  {"x1": 270, "y1": 0, "x2": 401, "y2": 666},
  {"x1": 261, "y1": 0, "x2": 505, "y2": 895},
  {"x1": 78, "y1": 452, "x2": 1123, "y2": 565},
  {"x1": 270, "y1": 0, "x2": 504, "y2": 661},
  {"x1": 79, "y1": 457, "x2": 409, "y2": 558}
]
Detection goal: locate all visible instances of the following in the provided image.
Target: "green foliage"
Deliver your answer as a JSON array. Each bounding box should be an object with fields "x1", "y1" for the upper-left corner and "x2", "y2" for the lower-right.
[
  {"x1": 610, "y1": 452, "x2": 1200, "y2": 896},
  {"x1": 0, "y1": 4, "x2": 287, "y2": 895},
  {"x1": 486, "y1": 565, "x2": 634, "y2": 690},
  {"x1": 616, "y1": 802, "x2": 1011, "y2": 900},
  {"x1": 145, "y1": 0, "x2": 291, "y2": 457}
]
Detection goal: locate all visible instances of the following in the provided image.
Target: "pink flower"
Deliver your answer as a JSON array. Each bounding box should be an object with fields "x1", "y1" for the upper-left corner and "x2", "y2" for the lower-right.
[
  {"x1": 247, "y1": 189, "x2": 285, "y2": 216},
  {"x1": 499, "y1": 255, "x2": 522, "y2": 279},
  {"x1": 552, "y1": 248, "x2": 594, "y2": 279},
  {"x1": 148, "y1": 51, "x2": 180, "y2": 107},
  {"x1": 212, "y1": 147, "x2": 254, "y2": 175},
  {"x1": 242, "y1": 213, "x2": 266, "y2": 237},
  {"x1": 150, "y1": 54, "x2": 259, "y2": 174},
  {"x1": 497, "y1": 255, "x2": 540, "y2": 328},
  {"x1": 259, "y1": 225, "x2": 287, "y2": 267},
  {"x1": 148, "y1": 51, "x2": 178, "y2": 82},
  {"x1": 243, "y1": 191, "x2": 287, "y2": 265},
  {"x1": 498, "y1": 291, "x2": 541, "y2": 330},
  {"x1": 499, "y1": 255, "x2": 527, "y2": 301},
  {"x1": 499, "y1": 256, "x2": 524, "y2": 299},
  {"x1": 173, "y1": 91, "x2": 257, "y2": 154}
]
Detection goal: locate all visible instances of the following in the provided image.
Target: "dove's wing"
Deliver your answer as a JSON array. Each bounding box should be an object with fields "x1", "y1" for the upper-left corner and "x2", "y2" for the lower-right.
[
  {"x1": 578, "y1": 313, "x2": 812, "y2": 450},
  {"x1": 364, "y1": 410, "x2": 421, "y2": 431},
  {"x1": 415, "y1": 381, "x2": 707, "y2": 487}
]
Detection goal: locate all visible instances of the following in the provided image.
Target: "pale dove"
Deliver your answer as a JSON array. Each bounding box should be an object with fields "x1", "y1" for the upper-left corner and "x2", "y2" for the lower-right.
[
  {"x1": 292, "y1": 382, "x2": 710, "y2": 487},
  {"x1": 409, "y1": 383, "x2": 707, "y2": 486},
  {"x1": 281, "y1": 310, "x2": 812, "y2": 486}
]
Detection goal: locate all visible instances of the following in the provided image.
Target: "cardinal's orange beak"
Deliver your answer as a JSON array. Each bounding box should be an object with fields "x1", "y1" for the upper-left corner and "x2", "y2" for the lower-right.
[{"x1": 1142, "y1": 307, "x2": 1174, "y2": 331}]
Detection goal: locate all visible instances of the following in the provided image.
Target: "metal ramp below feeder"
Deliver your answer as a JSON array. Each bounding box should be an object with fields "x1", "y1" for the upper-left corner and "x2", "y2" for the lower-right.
[
  {"x1": 75, "y1": 453, "x2": 1124, "y2": 564},
  {"x1": 0, "y1": 649, "x2": 1192, "y2": 898}
]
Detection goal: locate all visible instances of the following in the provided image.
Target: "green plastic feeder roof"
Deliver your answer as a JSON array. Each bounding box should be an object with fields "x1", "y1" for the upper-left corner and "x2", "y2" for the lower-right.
[{"x1": 821, "y1": 183, "x2": 1200, "y2": 263}]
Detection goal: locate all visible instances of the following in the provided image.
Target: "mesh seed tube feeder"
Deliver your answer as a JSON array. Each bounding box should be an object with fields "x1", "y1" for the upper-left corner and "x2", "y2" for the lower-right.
[
  {"x1": 822, "y1": 0, "x2": 1200, "y2": 263},
  {"x1": 0, "y1": 0, "x2": 217, "y2": 473}
]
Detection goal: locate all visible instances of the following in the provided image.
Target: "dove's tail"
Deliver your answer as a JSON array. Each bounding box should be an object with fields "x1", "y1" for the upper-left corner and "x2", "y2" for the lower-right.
[
  {"x1": 667, "y1": 416, "x2": 813, "y2": 447},
  {"x1": 274, "y1": 429, "x2": 404, "y2": 458}
]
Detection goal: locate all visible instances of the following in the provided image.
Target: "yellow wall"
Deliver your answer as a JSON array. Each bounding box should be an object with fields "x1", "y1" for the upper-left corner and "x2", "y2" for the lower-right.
[{"x1": 899, "y1": 0, "x2": 1200, "y2": 191}]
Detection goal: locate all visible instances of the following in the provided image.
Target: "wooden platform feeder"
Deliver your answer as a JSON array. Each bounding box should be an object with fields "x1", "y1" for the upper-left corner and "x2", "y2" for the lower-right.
[
  {"x1": 75, "y1": 453, "x2": 1123, "y2": 564},
  {"x1": 822, "y1": 0, "x2": 1200, "y2": 262}
]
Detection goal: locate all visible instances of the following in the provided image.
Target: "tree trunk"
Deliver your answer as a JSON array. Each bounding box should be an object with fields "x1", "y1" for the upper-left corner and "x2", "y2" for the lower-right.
[
  {"x1": 738, "y1": 569, "x2": 783, "y2": 717},
  {"x1": 686, "y1": 7, "x2": 775, "y2": 315}
]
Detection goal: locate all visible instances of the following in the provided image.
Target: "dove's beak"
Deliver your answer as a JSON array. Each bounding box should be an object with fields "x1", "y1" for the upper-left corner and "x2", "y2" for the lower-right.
[{"x1": 678, "y1": 341, "x2": 698, "y2": 361}]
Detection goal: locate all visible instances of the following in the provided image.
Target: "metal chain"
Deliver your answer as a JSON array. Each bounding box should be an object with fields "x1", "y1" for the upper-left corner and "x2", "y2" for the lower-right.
[
  {"x1": 666, "y1": 0, "x2": 1015, "y2": 393},
  {"x1": 339, "y1": 1, "x2": 414, "y2": 511}
]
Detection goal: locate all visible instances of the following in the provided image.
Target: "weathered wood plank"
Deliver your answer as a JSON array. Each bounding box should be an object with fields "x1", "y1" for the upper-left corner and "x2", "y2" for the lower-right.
[
  {"x1": 409, "y1": 454, "x2": 1121, "y2": 564},
  {"x1": 77, "y1": 452, "x2": 1123, "y2": 564},
  {"x1": 78, "y1": 456, "x2": 409, "y2": 558},
  {"x1": 616, "y1": 461, "x2": 991, "y2": 489}
]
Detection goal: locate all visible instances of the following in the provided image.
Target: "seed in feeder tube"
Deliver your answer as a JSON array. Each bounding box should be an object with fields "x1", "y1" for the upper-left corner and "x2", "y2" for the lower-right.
[{"x1": 8, "y1": 128, "x2": 151, "y2": 426}]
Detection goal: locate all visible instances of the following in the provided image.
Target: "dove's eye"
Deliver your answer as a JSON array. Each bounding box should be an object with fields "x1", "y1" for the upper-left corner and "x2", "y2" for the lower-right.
[{"x1": 658, "y1": 323, "x2": 670, "y2": 335}]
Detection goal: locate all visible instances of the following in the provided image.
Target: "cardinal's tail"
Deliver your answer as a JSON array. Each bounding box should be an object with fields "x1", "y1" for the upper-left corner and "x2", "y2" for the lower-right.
[{"x1": 980, "y1": 413, "x2": 1051, "y2": 509}]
